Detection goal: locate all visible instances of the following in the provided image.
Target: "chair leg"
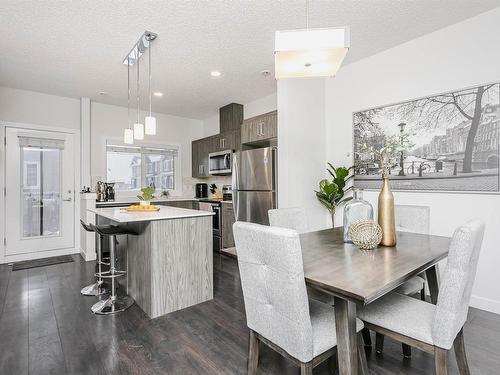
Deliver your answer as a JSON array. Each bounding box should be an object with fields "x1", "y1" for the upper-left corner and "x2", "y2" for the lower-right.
[
  {"x1": 357, "y1": 332, "x2": 369, "y2": 375},
  {"x1": 300, "y1": 361, "x2": 313, "y2": 375},
  {"x1": 247, "y1": 330, "x2": 259, "y2": 375},
  {"x1": 434, "y1": 347, "x2": 448, "y2": 375},
  {"x1": 375, "y1": 333, "x2": 384, "y2": 354},
  {"x1": 453, "y1": 328, "x2": 470, "y2": 375},
  {"x1": 362, "y1": 327, "x2": 372, "y2": 347},
  {"x1": 402, "y1": 343, "x2": 412, "y2": 358}
]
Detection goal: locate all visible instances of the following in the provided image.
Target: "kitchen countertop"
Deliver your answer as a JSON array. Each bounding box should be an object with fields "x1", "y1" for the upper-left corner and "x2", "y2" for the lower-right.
[
  {"x1": 89, "y1": 206, "x2": 214, "y2": 223},
  {"x1": 95, "y1": 196, "x2": 197, "y2": 206}
]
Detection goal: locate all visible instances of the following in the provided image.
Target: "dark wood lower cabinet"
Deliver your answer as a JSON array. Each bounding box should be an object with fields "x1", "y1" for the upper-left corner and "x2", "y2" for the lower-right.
[{"x1": 222, "y1": 202, "x2": 235, "y2": 248}]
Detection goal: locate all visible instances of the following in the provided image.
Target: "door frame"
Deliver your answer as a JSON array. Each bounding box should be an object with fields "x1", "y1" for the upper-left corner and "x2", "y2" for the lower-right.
[{"x1": 0, "y1": 121, "x2": 81, "y2": 264}]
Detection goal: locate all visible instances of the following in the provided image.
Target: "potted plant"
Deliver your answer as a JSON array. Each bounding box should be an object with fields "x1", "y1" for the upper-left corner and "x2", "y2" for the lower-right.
[
  {"x1": 137, "y1": 186, "x2": 155, "y2": 206},
  {"x1": 315, "y1": 164, "x2": 353, "y2": 228}
]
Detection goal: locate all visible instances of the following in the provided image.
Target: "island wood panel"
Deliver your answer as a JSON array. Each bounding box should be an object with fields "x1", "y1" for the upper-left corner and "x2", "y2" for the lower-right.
[
  {"x1": 150, "y1": 216, "x2": 213, "y2": 317},
  {"x1": 125, "y1": 216, "x2": 213, "y2": 318},
  {"x1": 125, "y1": 222, "x2": 152, "y2": 316}
]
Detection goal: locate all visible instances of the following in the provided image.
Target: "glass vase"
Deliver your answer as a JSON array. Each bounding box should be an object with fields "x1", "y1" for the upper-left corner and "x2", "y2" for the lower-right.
[{"x1": 343, "y1": 189, "x2": 374, "y2": 242}]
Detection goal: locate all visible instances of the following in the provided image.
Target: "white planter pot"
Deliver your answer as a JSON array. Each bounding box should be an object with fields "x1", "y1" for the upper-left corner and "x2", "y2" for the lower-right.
[{"x1": 140, "y1": 201, "x2": 151, "y2": 206}]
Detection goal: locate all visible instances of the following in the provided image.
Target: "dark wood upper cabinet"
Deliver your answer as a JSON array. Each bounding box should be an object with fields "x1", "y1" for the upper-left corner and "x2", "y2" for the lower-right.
[
  {"x1": 219, "y1": 103, "x2": 243, "y2": 133},
  {"x1": 241, "y1": 110, "x2": 277, "y2": 145}
]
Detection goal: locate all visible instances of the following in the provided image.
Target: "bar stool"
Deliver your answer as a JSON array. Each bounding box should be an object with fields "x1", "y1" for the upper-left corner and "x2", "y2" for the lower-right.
[
  {"x1": 80, "y1": 220, "x2": 109, "y2": 296},
  {"x1": 90, "y1": 224, "x2": 138, "y2": 315}
]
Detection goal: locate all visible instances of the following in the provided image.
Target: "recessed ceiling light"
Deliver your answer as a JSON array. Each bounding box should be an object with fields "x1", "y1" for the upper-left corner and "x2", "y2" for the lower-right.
[
  {"x1": 99, "y1": 91, "x2": 108, "y2": 96},
  {"x1": 153, "y1": 92, "x2": 163, "y2": 97},
  {"x1": 261, "y1": 70, "x2": 271, "y2": 78},
  {"x1": 210, "y1": 71, "x2": 221, "y2": 77}
]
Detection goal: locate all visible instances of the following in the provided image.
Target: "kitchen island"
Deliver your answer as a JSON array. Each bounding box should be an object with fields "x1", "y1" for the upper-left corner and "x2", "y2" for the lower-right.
[{"x1": 90, "y1": 206, "x2": 214, "y2": 318}]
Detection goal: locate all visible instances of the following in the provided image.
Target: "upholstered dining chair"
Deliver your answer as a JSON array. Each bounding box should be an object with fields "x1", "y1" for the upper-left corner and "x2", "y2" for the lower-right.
[
  {"x1": 268, "y1": 207, "x2": 335, "y2": 306},
  {"x1": 358, "y1": 220, "x2": 485, "y2": 375},
  {"x1": 373, "y1": 205, "x2": 431, "y2": 357},
  {"x1": 233, "y1": 221, "x2": 368, "y2": 375}
]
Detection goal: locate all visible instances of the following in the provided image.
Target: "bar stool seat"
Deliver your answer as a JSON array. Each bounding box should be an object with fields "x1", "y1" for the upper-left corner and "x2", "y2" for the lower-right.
[
  {"x1": 90, "y1": 224, "x2": 138, "y2": 315},
  {"x1": 80, "y1": 220, "x2": 111, "y2": 296}
]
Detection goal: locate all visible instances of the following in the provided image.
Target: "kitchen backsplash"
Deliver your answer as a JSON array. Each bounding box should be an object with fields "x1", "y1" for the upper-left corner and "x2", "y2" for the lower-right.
[{"x1": 182, "y1": 176, "x2": 232, "y2": 198}]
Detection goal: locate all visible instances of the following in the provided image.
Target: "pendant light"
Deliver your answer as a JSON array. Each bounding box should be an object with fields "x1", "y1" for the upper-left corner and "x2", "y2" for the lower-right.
[
  {"x1": 144, "y1": 38, "x2": 157, "y2": 135},
  {"x1": 133, "y1": 49, "x2": 145, "y2": 140},
  {"x1": 274, "y1": 0, "x2": 350, "y2": 79},
  {"x1": 124, "y1": 57, "x2": 134, "y2": 144}
]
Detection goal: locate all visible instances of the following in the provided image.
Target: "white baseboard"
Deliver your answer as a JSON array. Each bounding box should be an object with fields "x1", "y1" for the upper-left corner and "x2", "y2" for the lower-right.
[
  {"x1": 1, "y1": 247, "x2": 79, "y2": 264},
  {"x1": 470, "y1": 295, "x2": 500, "y2": 315},
  {"x1": 79, "y1": 248, "x2": 96, "y2": 262}
]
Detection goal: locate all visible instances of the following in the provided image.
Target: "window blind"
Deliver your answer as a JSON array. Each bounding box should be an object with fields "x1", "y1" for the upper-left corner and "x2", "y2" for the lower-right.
[{"x1": 18, "y1": 136, "x2": 65, "y2": 150}]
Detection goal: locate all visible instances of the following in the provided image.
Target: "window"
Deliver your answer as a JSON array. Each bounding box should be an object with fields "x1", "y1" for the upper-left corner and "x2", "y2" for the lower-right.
[{"x1": 106, "y1": 143, "x2": 178, "y2": 192}]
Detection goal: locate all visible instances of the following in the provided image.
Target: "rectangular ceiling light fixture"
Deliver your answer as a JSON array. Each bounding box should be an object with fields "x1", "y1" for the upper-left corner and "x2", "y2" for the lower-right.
[{"x1": 274, "y1": 26, "x2": 350, "y2": 79}]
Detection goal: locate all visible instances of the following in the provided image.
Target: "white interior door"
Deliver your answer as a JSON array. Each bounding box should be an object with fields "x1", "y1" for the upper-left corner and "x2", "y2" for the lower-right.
[{"x1": 4, "y1": 127, "x2": 75, "y2": 256}]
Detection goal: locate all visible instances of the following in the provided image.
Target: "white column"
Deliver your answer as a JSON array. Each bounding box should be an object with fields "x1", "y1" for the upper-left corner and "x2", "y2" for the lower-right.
[
  {"x1": 80, "y1": 97, "x2": 91, "y2": 188},
  {"x1": 277, "y1": 78, "x2": 329, "y2": 230}
]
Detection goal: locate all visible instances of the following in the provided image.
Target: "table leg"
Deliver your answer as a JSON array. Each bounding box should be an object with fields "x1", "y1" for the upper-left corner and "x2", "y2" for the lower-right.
[
  {"x1": 334, "y1": 297, "x2": 358, "y2": 375},
  {"x1": 426, "y1": 265, "x2": 440, "y2": 304}
]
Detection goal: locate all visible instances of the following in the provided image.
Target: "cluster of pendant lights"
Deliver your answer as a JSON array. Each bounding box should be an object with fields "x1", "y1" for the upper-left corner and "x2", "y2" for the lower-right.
[{"x1": 124, "y1": 33, "x2": 157, "y2": 144}]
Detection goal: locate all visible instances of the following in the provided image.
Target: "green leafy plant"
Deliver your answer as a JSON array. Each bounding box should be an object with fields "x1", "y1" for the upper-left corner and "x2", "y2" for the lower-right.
[
  {"x1": 315, "y1": 164, "x2": 354, "y2": 227},
  {"x1": 137, "y1": 186, "x2": 155, "y2": 201},
  {"x1": 378, "y1": 132, "x2": 415, "y2": 177}
]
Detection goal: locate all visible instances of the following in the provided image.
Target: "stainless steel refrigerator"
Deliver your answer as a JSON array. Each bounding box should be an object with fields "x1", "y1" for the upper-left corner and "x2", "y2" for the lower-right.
[{"x1": 232, "y1": 147, "x2": 277, "y2": 225}]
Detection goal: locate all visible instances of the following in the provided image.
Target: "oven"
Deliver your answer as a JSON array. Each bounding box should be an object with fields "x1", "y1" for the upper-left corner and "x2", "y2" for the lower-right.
[
  {"x1": 208, "y1": 149, "x2": 233, "y2": 175},
  {"x1": 199, "y1": 199, "x2": 222, "y2": 252}
]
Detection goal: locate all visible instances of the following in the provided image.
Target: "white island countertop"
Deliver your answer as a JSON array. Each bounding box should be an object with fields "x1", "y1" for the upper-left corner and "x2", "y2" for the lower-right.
[{"x1": 89, "y1": 206, "x2": 214, "y2": 223}]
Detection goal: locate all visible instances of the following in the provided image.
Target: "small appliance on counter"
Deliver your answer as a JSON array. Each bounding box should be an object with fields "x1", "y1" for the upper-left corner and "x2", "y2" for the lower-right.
[
  {"x1": 222, "y1": 185, "x2": 232, "y2": 201},
  {"x1": 195, "y1": 183, "x2": 208, "y2": 198},
  {"x1": 104, "y1": 183, "x2": 116, "y2": 201},
  {"x1": 95, "y1": 181, "x2": 106, "y2": 202}
]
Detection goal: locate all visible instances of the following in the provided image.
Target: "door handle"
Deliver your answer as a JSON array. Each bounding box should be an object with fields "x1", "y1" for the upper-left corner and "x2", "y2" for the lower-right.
[{"x1": 63, "y1": 197, "x2": 72, "y2": 202}]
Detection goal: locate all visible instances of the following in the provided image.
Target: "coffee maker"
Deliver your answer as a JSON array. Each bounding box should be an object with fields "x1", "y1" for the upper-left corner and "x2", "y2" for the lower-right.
[{"x1": 104, "y1": 183, "x2": 115, "y2": 201}]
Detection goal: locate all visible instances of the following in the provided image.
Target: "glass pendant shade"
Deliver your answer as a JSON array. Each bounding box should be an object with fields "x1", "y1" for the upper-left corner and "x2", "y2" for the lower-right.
[
  {"x1": 124, "y1": 128, "x2": 134, "y2": 144},
  {"x1": 133, "y1": 122, "x2": 144, "y2": 140},
  {"x1": 145, "y1": 116, "x2": 156, "y2": 135},
  {"x1": 274, "y1": 27, "x2": 349, "y2": 79}
]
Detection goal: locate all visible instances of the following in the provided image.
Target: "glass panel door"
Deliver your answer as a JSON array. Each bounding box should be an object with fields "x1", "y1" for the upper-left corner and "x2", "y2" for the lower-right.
[
  {"x1": 5, "y1": 127, "x2": 75, "y2": 257},
  {"x1": 21, "y1": 146, "x2": 62, "y2": 238}
]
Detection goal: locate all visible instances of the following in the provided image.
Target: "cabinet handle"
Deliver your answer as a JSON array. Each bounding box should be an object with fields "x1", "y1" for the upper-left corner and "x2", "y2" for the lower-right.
[
  {"x1": 222, "y1": 138, "x2": 225, "y2": 148},
  {"x1": 219, "y1": 139, "x2": 222, "y2": 149},
  {"x1": 259, "y1": 122, "x2": 264, "y2": 136}
]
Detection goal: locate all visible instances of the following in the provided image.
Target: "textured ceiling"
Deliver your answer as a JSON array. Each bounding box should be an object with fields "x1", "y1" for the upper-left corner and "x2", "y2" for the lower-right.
[{"x1": 1, "y1": 0, "x2": 499, "y2": 119}]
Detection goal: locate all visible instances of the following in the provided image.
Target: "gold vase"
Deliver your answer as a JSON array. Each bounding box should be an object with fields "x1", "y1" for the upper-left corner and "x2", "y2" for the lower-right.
[{"x1": 378, "y1": 177, "x2": 396, "y2": 246}]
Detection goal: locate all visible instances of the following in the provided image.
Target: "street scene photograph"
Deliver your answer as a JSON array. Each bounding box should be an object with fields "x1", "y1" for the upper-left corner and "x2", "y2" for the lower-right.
[{"x1": 353, "y1": 82, "x2": 500, "y2": 192}]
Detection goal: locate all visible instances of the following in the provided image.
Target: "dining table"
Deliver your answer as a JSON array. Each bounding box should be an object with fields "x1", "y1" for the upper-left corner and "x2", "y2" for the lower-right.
[{"x1": 300, "y1": 228, "x2": 451, "y2": 375}]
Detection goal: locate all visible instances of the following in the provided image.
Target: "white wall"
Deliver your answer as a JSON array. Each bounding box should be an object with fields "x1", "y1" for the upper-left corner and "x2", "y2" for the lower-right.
[
  {"x1": 0, "y1": 86, "x2": 80, "y2": 129},
  {"x1": 90, "y1": 102, "x2": 204, "y2": 196},
  {"x1": 324, "y1": 7, "x2": 500, "y2": 314},
  {"x1": 202, "y1": 93, "x2": 277, "y2": 136},
  {"x1": 278, "y1": 79, "x2": 329, "y2": 230}
]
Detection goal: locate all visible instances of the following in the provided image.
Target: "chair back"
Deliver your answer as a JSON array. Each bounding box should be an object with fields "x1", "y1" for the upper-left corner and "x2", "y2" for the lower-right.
[
  {"x1": 431, "y1": 220, "x2": 485, "y2": 349},
  {"x1": 233, "y1": 221, "x2": 314, "y2": 362},
  {"x1": 268, "y1": 207, "x2": 309, "y2": 234},
  {"x1": 395, "y1": 205, "x2": 430, "y2": 234}
]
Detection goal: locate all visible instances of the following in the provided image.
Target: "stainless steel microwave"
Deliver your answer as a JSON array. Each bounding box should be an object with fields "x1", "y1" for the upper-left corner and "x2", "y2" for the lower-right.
[{"x1": 208, "y1": 149, "x2": 233, "y2": 175}]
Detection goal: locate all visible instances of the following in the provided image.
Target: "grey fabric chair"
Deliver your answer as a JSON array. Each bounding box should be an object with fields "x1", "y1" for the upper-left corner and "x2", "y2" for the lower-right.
[
  {"x1": 358, "y1": 220, "x2": 485, "y2": 375},
  {"x1": 268, "y1": 207, "x2": 335, "y2": 306},
  {"x1": 233, "y1": 221, "x2": 368, "y2": 375},
  {"x1": 373, "y1": 205, "x2": 430, "y2": 357}
]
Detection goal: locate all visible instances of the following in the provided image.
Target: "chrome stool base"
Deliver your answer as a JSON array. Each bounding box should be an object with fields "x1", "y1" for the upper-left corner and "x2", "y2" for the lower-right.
[
  {"x1": 91, "y1": 295, "x2": 134, "y2": 315},
  {"x1": 80, "y1": 281, "x2": 107, "y2": 296}
]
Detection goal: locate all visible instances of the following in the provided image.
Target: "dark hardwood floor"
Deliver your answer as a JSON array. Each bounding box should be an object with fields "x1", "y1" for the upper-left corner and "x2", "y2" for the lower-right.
[{"x1": 0, "y1": 253, "x2": 499, "y2": 375}]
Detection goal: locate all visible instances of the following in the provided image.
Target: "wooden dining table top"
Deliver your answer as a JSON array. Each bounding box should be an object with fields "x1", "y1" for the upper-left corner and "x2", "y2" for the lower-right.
[{"x1": 300, "y1": 228, "x2": 451, "y2": 305}]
